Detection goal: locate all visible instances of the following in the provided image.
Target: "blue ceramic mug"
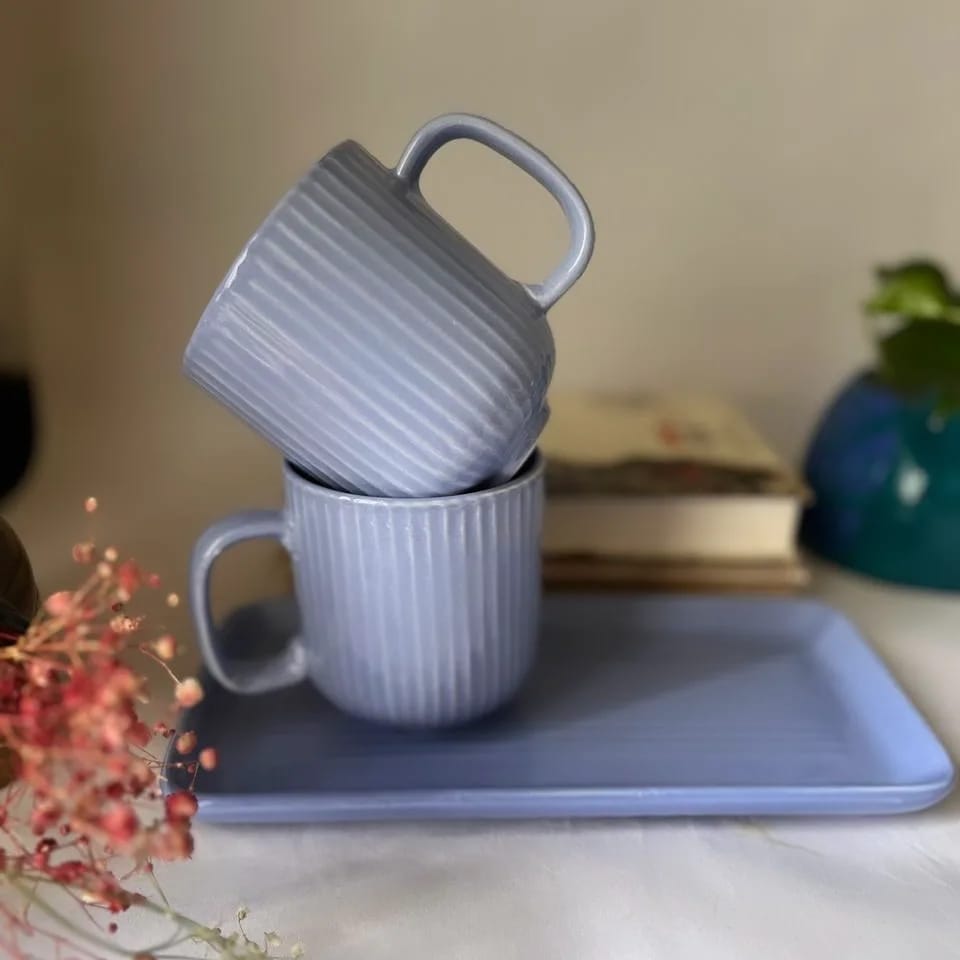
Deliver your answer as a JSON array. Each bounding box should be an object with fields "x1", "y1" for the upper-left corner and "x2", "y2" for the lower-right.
[
  {"x1": 183, "y1": 113, "x2": 593, "y2": 497},
  {"x1": 189, "y1": 452, "x2": 545, "y2": 727}
]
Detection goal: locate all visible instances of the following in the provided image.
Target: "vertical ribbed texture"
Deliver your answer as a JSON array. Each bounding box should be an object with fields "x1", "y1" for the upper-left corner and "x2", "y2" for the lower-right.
[
  {"x1": 284, "y1": 457, "x2": 544, "y2": 727},
  {"x1": 183, "y1": 141, "x2": 554, "y2": 498}
]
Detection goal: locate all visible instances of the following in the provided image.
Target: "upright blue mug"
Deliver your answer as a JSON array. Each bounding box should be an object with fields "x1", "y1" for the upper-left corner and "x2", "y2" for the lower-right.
[{"x1": 190, "y1": 453, "x2": 545, "y2": 727}]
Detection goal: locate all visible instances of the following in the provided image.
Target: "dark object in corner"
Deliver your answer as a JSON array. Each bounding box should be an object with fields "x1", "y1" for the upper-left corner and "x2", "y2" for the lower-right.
[
  {"x1": 0, "y1": 372, "x2": 34, "y2": 501},
  {"x1": 0, "y1": 515, "x2": 38, "y2": 630},
  {"x1": 0, "y1": 516, "x2": 35, "y2": 788},
  {"x1": 0, "y1": 597, "x2": 29, "y2": 638}
]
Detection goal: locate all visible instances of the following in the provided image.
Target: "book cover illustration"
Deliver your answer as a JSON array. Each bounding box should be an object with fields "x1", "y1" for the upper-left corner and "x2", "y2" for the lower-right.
[{"x1": 542, "y1": 393, "x2": 808, "y2": 498}]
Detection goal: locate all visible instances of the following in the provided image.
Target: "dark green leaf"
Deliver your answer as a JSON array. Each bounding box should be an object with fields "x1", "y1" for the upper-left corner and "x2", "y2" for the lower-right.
[{"x1": 876, "y1": 320, "x2": 960, "y2": 408}]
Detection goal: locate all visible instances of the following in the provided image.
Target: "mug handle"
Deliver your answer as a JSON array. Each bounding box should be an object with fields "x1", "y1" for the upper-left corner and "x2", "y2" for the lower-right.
[
  {"x1": 189, "y1": 510, "x2": 308, "y2": 694},
  {"x1": 394, "y1": 113, "x2": 595, "y2": 312}
]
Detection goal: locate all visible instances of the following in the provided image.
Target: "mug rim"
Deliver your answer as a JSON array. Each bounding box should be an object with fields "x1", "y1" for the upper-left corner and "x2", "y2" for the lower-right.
[{"x1": 285, "y1": 450, "x2": 544, "y2": 506}]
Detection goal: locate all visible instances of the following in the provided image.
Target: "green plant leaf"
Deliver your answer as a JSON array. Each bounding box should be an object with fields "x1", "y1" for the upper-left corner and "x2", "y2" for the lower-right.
[
  {"x1": 866, "y1": 259, "x2": 953, "y2": 319},
  {"x1": 877, "y1": 320, "x2": 960, "y2": 405}
]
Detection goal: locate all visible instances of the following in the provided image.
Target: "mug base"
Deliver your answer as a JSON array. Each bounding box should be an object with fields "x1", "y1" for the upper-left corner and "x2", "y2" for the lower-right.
[{"x1": 312, "y1": 651, "x2": 537, "y2": 730}]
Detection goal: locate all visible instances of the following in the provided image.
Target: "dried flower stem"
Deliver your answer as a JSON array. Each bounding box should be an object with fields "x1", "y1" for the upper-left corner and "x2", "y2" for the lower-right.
[{"x1": 0, "y1": 519, "x2": 303, "y2": 958}]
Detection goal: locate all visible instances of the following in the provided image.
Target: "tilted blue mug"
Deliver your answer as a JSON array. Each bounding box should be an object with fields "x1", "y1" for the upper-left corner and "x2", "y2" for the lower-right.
[
  {"x1": 183, "y1": 113, "x2": 593, "y2": 497},
  {"x1": 190, "y1": 452, "x2": 545, "y2": 727}
]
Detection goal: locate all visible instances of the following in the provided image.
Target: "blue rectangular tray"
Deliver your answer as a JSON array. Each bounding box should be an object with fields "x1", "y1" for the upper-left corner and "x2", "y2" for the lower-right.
[{"x1": 170, "y1": 593, "x2": 955, "y2": 821}]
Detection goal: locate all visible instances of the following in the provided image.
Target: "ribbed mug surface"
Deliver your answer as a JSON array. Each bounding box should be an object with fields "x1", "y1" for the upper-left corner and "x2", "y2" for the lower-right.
[
  {"x1": 184, "y1": 113, "x2": 593, "y2": 497},
  {"x1": 190, "y1": 453, "x2": 545, "y2": 727}
]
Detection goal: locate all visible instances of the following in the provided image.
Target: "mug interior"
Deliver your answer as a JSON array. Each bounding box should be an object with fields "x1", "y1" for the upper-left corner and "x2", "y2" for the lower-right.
[{"x1": 286, "y1": 449, "x2": 544, "y2": 503}]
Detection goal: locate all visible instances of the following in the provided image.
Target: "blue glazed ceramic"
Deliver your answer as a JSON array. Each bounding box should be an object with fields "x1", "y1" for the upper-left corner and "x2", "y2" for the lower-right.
[
  {"x1": 183, "y1": 113, "x2": 593, "y2": 498},
  {"x1": 802, "y1": 371, "x2": 960, "y2": 590},
  {"x1": 169, "y1": 593, "x2": 954, "y2": 821},
  {"x1": 190, "y1": 453, "x2": 545, "y2": 728}
]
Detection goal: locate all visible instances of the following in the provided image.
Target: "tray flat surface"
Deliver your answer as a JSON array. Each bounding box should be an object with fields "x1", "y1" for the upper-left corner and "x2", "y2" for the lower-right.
[{"x1": 171, "y1": 593, "x2": 954, "y2": 821}]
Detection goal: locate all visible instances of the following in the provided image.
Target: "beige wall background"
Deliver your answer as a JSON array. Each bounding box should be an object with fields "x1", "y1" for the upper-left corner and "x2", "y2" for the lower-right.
[{"x1": 3, "y1": 0, "x2": 960, "y2": 624}]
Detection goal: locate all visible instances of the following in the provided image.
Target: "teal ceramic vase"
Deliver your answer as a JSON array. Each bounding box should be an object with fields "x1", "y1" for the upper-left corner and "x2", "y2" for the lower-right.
[{"x1": 801, "y1": 371, "x2": 960, "y2": 590}]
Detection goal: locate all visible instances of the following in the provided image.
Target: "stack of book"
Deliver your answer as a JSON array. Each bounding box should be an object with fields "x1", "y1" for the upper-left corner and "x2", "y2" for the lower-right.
[{"x1": 541, "y1": 392, "x2": 810, "y2": 593}]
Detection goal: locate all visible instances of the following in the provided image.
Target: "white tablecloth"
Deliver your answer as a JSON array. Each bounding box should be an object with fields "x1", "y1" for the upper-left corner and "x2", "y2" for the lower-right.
[{"x1": 109, "y1": 566, "x2": 960, "y2": 957}]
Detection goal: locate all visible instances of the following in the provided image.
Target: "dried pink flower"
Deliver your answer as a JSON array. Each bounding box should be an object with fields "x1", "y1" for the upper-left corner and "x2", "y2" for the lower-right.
[
  {"x1": 164, "y1": 790, "x2": 198, "y2": 822},
  {"x1": 174, "y1": 677, "x2": 203, "y2": 708},
  {"x1": 0, "y1": 517, "x2": 299, "y2": 959},
  {"x1": 72, "y1": 541, "x2": 95, "y2": 564},
  {"x1": 43, "y1": 590, "x2": 75, "y2": 617},
  {"x1": 154, "y1": 634, "x2": 176, "y2": 660}
]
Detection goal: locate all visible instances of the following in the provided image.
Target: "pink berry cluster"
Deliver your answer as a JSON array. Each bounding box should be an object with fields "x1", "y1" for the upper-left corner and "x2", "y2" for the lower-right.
[{"x1": 0, "y1": 505, "x2": 218, "y2": 952}]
